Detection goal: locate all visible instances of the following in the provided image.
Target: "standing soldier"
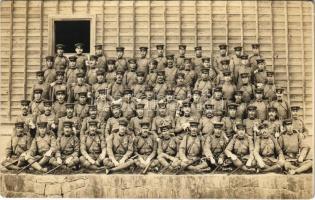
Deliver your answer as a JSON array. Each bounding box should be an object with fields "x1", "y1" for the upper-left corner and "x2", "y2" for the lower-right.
[
  {"x1": 120, "y1": 89, "x2": 136, "y2": 121},
  {"x1": 278, "y1": 119, "x2": 312, "y2": 175},
  {"x1": 249, "y1": 88, "x2": 268, "y2": 121},
  {"x1": 44, "y1": 56, "x2": 56, "y2": 84},
  {"x1": 191, "y1": 90, "x2": 203, "y2": 120},
  {"x1": 243, "y1": 105, "x2": 261, "y2": 140},
  {"x1": 86, "y1": 55, "x2": 99, "y2": 85},
  {"x1": 213, "y1": 44, "x2": 230, "y2": 72},
  {"x1": 236, "y1": 54, "x2": 253, "y2": 88},
  {"x1": 221, "y1": 70, "x2": 236, "y2": 101},
  {"x1": 65, "y1": 56, "x2": 81, "y2": 88},
  {"x1": 192, "y1": 46, "x2": 203, "y2": 75},
  {"x1": 199, "y1": 102, "x2": 215, "y2": 136},
  {"x1": 80, "y1": 105, "x2": 103, "y2": 138},
  {"x1": 26, "y1": 122, "x2": 57, "y2": 173},
  {"x1": 123, "y1": 59, "x2": 138, "y2": 88},
  {"x1": 165, "y1": 89, "x2": 179, "y2": 119},
  {"x1": 80, "y1": 121, "x2": 107, "y2": 170},
  {"x1": 249, "y1": 43, "x2": 263, "y2": 71},
  {"x1": 32, "y1": 71, "x2": 50, "y2": 100},
  {"x1": 30, "y1": 88, "x2": 45, "y2": 118},
  {"x1": 54, "y1": 44, "x2": 69, "y2": 71},
  {"x1": 105, "y1": 59, "x2": 117, "y2": 84},
  {"x1": 115, "y1": 47, "x2": 128, "y2": 72},
  {"x1": 153, "y1": 71, "x2": 169, "y2": 100},
  {"x1": 238, "y1": 72, "x2": 255, "y2": 104},
  {"x1": 194, "y1": 68, "x2": 214, "y2": 101},
  {"x1": 222, "y1": 103, "x2": 241, "y2": 139},
  {"x1": 263, "y1": 71, "x2": 277, "y2": 102},
  {"x1": 142, "y1": 85, "x2": 157, "y2": 121},
  {"x1": 146, "y1": 59, "x2": 158, "y2": 87},
  {"x1": 129, "y1": 103, "x2": 147, "y2": 136},
  {"x1": 224, "y1": 123, "x2": 256, "y2": 172},
  {"x1": 165, "y1": 54, "x2": 178, "y2": 87},
  {"x1": 92, "y1": 69, "x2": 112, "y2": 100},
  {"x1": 137, "y1": 46, "x2": 149, "y2": 75},
  {"x1": 264, "y1": 107, "x2": 282, "y2": 138},
  {"x1": 57, "y1": 103, "x2": 81, "y2": 137},
  {"x1": 2, "y1": 122, "x2": 32, "y2": 170},
  {"x1": 207, "y1": 86, "x2": 227, "y2": 114},
  {"x1": 253, "y1": 58, "x2": 267, "y2": 85},
  {"x1": 111, "y1": 70, "x2": 125, "y2": 100},
  {"x1": 36, "y1": 100, "x2": 58, "y2": 134},
  {"x1": 176, "y1": 44, "x2": 187, "y2": 68},
  {"x1": 104, "y1": 119, "x2": 135, "y2": 174},
  {"x1": 151, "y1": 101, "x2": 175, "y2": 137},
  {"x1": 15, "y1": 100, "x2": 36, "y2": 137},
  {"x1": 231, "y1": 46, "x2": 243, "y2": 75},
  {"x1": 173, "y1": 73, "x2": 191, "y2": 101},
  {"x1": 74, "y1": 43, "x2": 88, "y2": 73},
  {"x1": 95, "y1": 88, "x2": 112, "y2": 122},
  {"x1": 104, "y1": 102, "x2": 126, "y2": 138},
  {"x1": 291, "y1": 106, "x2": 308, "y2": 135},
  {"x1": 233, "y1": 90, "x2": 247, "y2": 119},
  {"x1": 52, "y1": 88, "x2": 67, "y2": 119},
  {"x1": 216, "y1": 59, "x2": 233, "y2": 85},
  {"x1": 50, "y1": 70, "x2": 67, "y2": 102},
  {"x1": 95, "y1": 44, "x2": 107, "y2": 71},
  {"x1": 74, "y1": 92, "x2": 89, "y2": 120},
  {"x1": 181, "y1": 58, "x2": 197, "y2": 88},
  {"x1": 70, "y1": 72, "x2": 92, "y2": 103},
  {"x1": 133, "y1": 71, "x2": 147, "y2": 99},
  {"x1": 269, "y1": 86, "x2": 290, "y2": 120},
  {"x1": 50, "y1": 121, "x2": 80, "y2": 170},
  {"x1": 155, "y1": 44, "x2": 167, "y2": 71}
]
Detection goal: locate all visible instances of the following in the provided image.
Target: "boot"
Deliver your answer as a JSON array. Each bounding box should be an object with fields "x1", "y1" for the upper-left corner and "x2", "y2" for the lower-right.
[{"x1": 31, "y1": 162, "x2": 45, "y2": 172}]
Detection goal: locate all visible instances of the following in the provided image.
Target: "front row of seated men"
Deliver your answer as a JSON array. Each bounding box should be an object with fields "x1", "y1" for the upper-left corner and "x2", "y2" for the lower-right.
[{"x1": 2, "y1": 117, "x2": 312, "y2": 175}]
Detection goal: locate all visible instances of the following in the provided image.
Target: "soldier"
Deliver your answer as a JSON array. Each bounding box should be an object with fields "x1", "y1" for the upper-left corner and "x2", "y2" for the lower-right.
[
  {"x1": 15, "y1": 100, "x2": 36, "y2": 137},
  {"x1": 216, "y1": 59, "x2": 233, "y2": 85},
  {"x1": 263, "y1": 107, "x2": 282, "y2": 138},
  {"x1": 137, "y1": 46, "x2": 149, "y2": 75},
  {"x1": 134, "y1": 121, "x2": 159, "y2": 172},
  {"x1": 50, "y1": 121, "x2": 80, "y2": 169},
  {"x1": 249, "y1": 43, "x2": 263, "y2": 71},
  {"x1": 234, "y1": 90, "x2": 247, "y2": 119},
  {"x1": 199, "y1": 102, "x2": 215, "y2": 136},
  {"x1": 155, "y1": 44, "x2": 167, "y2": 71},
  {"x1": 263, "y1": 71, "x2": 277, "y2": 102},
  {"x1": 243, "y1": 105, "x2": 261, "y2": 140},
  {"x1": 111, "y1": 70, "x2": 125, "y2": 99},
  {"x1": 224, "y1": 123, "x2": 256, "y2": 172},
  {"x1": 129, "y1": 103, "x2": 147, "y2": 136},
  {"x1": 253, "y1": 58, "x2": 267, "y2": 85},
  {"x1": 50, "y1": 70, "x2": 67, "y2": 102},
  {"x1": 57, "y1": 103, "x2": 81, "y2": 137},
  {"x1": 104, "y1": 102, "x2": 127, "y2": 138},
  {"x1": 165, "y1": 89, "x2": 179, "y2": 119},
  {"x1": 174, "y1": 101, "x2": 196, "y2": 140},
  {"x1": 2, "y1": 122, "x2": 32, "y2": 170},
  {"x1": 203, "y1": 122, "x2": 229, "y2": 170},
  {"x1": 95, "y1": 88, "x2": 112, "y2": 122},
  {"x1": 254, "y1": 123, "x2": 285, "y2": 172},
  {"x1": 173, "y1": 73, "x2": 191, "y2": 101},
  {"x1": 151, "y1": 101, "x2": 175, "y2": 137},
  {"x1": 123, "y1": 58, "x2": 138, "y2": 88},
  {"x1": 74, "y1": 92, "x2": 89, "y2": 120},
  {"x1": 157, "y1": 124, "x2": 181, "y2": 172},
  {"x1": 54, "y1": 44, "x2": 69, "y2": 71},
  {"x1": 238, "y1": 72, "x2": 255, "y2": 103},
  {"x1": 269, "y1": 86, "x2": 290, "y2": 120},
  {"x1": 133, "y1": 71, "x2": 146, "y2": 99},
  {"x1": 213, "y1": 44, "x2": 230, "y2": 72},
  {"x1": 26, "y1": 122, "x2": 57, "y2": 173},
  {"x1": 80, "y1": 105, "x2": 103, "y2": 138},
  {"x1": 142, "y1": 85, "x2": 157, "y2": 121},
  {"x1": 153, "y1": 71, "x2": 169, "y2": 100},
  {"x1": 146, "y1": 59, "x2": 158, "y2": 87},
  {"x1": 221, "y1": 70, "x2": 236, "y2": 101},
  {"x1": 192, "y1": 46, "x2": 203, "y2": 75},
  {"x1": 278, "y1": 119, "x2": 312, "y2": 175},
  {"x1": 176, "y1": 44, "x2": 187, "y2": 68},
  {"x1": 52, "y1": 88, "x2": 67, "y2": 119},
  {"x1": 92, "y1": 69, "x2": 112, "y2": 100},
  {"x1": 115, "y1": 47, "x2": 128, "y2": 72},
  {"x1": 104, "y1": 119, "x2": 135, "y2": 174},
  {"x1": 165, "y1": 54, "x2": 178, "y2": 87},
  {"x1": 194, "y1": 68, "x2": 214, "y2": 100},
  {"x1": 207, "y1": 86, "x2": 227, "y2": 114},
  {"x1": 86, "y1": 55, "x2": 99, "y2": 85},
  {"x1": 249, "y1": 88, "x2": 268, "y2": 121},
  {"x1": 74, "y1": 43, "x2": 88, "y2": 73},
  {"x1": 30, "y1": 88, "x2": 45, "y2": 118},
  {"x1": 120, "y1": 89, "x2": 136, "y2": 121},
  {"x1": 191, "y1": 90, "x2": 203, "y2": 120},
  {"x1": 32, "y1": 71, "x2": 50, "y2": 100},
  {"x1": 236, "y1": 54, "x2": 253, "y2": 88},
  {"x1": 36, "y1": 100, "x2": 58, "y2": 134},
  {"x1": 179, "y1": 121, "x2": 209, "y2": 173},
  {"x1": 70, "y1": 72, "x2": 92, "y2": 103},
  {"x1": 65, "y1": 56, "x2": 81, "y2": 88},
  {"x1": 105, "y1": 59, "x2": 117, "y2": 84},
  {"x1": 95, "y1": 44, "x2": 107, "y2": 71},
  {"x1": 222, "y1": 103, "x2": 241, "y2": 139},
  {"x1": 80, "y1": 121, "x2": 107, "y2": 170},
  {"x1": 291, "y1": 106, "x2": 308, "y2": 135},
  {"x1": 44, "y1": 56, "x2": 56, "y2": 84},
  {"x1": 231, "y1": 46, "x2": 243, "y2": 74},
  {"x1": 181, "y1": 58, "x2": 197, "y2": 88}
]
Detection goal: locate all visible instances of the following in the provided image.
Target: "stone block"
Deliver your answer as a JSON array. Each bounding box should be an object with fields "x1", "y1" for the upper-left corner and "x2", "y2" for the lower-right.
[{"x1": 44, "y1": 183, "x2": 62, "y2": 197}]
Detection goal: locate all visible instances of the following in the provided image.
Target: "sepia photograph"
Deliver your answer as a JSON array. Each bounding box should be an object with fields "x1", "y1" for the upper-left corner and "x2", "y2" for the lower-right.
[{"x1": 0, "y1": 0, "x2": 313, "y2": 198}]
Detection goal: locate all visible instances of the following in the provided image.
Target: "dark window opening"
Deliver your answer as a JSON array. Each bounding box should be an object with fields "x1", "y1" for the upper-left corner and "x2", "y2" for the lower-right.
[{"x1": 54, "y1": 20, "x2": 90, "y2": 53}]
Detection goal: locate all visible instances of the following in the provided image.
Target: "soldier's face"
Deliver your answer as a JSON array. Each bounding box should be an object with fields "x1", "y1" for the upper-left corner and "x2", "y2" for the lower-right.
[
  {"x1": 44, "y1": 106, "x2": 51, "y2": 115},
  {"x1": 149, "y1": 63, "x2": 156, "y2": 70},
  {"x1": 166, "y1": 95, "x2": 173, "y2": 101},
  {"x1": 117, "y1": 51, "x2": 124, "y2": 58},
  {"x1": 267, "y1": 76, "x2": 274, "y2": 84},
  {"x1": 46, "y1": 60, "x2": 53, "y2": 68},
  {"x1": 205, "y1": 109, "x2": 213, "y2": 117},
  {"x1": 64, "y1": 126, "x2": 72, "y2": 136},
  {"x1": 79, "y1": 96, "x2": 87, "y2": 104},
  {"x1": 235, "y1": 95, "x2": 242, "y2": 102},
  {"x1": 140, "y1": 50, "x2": 147, "y2": 57},
  {"x1": 248, "y1": 110, "x2": 256, "y2": 118},
  {"x1": 157, "y1": 49, "x2": 164, "y2": 55},
  {"x1": 16, "y1": 127, "x2": 24, "y2": 136},
  {"x1": 75, "y1": 47, "x2": 83, "y2": 54},
  {"x1": 157, "y1": 75, "x2": 164, "y2": 83},
  {"x1": 89, "y1": 110, "x2": 97, "y2": 118},
  {"x1": 285, "y1": 124, "x2": 293, "y2": 133},
  {"x1": 220, "y1": 49, "x2": 226, "y2": 56},
  {"x1": 57, "y1": 75, "x2": 64, "y2": 82},
  {"x1": 66, "y1": 108, "x2": 74, "y2": 116},
  {"x1": 141, "y1": 128, "x2": 149, "y2": 137},
  {"x1": 195, "y1": 50, "x2": 202, "y2": 56},
  {"x1": 183, "y1": 107, "x2": 191, "y2": 115},
  {"x1": 177, "y1": 77, "x2": 184, "y2": 85},
  {"x1": 184, "y1": 63, "x2": 191, "y2": 70},
  {"x1": 276, "y1": 92, "x2": 283, "y2": 99},
  {"x1": 57, "y1": 49, "x2": 64, "y2": 55},
  {"x1": 69, "y1": 61, "x2": 76, "y2": 68},
  {"x1": 99, "y1": 93, "x2": 107, "y2": 100},
  {"x1": 137, "y1": 76, "x2": 145, "y2": 83},
  {"x1": 214, "y1": 128, "x2": 221, "y2": 137},
  {"x1": 128, "y1": 63, "x2": 136, "y2": 71},
  {"x1": 34, "y1": 93, "x2": 42, "y2": 101},
  {"x1": 292, "y1": 110, "x2": 298, "y2": 118},
  {"x1": 116, "y1": 74, "x2": 123, "y2": 82},
  {"x1": 261, "y1": 128, "x2": 269, "y2": 138},
  {"x1": 38, "y1": 127, "x2": 47, "y2": 137},
  {"x1": 97, "y1": 75, "x2": 104, "y2": 82},
  {"x1": 237, "y1": 128, "x2": 245, "y2": 138},
  {"x1": 190, "y1": 126, "x2": 198, "y2": 136},
  {"x1": 119, "y1": 125, "x2": 127, "y2": 135},
  {"x1": 95, "y1": 49, "x2": 103, "y2": 56},
  {"x1": 224, "y1": 75, "x2": 231, "y2": 82},
  {"x1": 89, "y1": 59, "x2": 96, "y2": 66},
  {"x1": 201, "y1": 73, "x2": 208, "y2": 80},
  {"x1": 159, "y1": 108, "x2": 166, "y2": 116},
  {"x1": 241, "y1": 59, "x2": 249, "y2": 65},
  {"x1": 214, "y1": 92, "x2": 222, "y2": 99},
  {"x1": 22, "y1": 105, "x2": 29, "y2": 113},
  {"x1": 136, "y1": 109, "x2": 144, "y2": 117},
  {"x1": 89, "y1": 125, "x2": 97, "y2": 134},
  {"x1": 179, "y1": 49, "x2": 186, "y2": 55},
  {"x1": 167, "y1": 59, "x2": 174, "y2": 67},
  {"x1": 252, "y1": 48, "x2": 259, "y2": 55},
  {"x1": 235, "y1": 50, "x2": 242, "y2": 56},
  {"x1": 193, "y1": 94, "x2": 200, "y2": 102},
  {"x1": 145, "y1": 91, "x2": 154, "y2": 99},
  {"x1": 162, "y1": 131, "x2": 170, "y2": 139},
  {"x1": 112, "y1": 108, "x2": 121, "y2": 117},
  {"x1": 258, "y1": 63, "x2": 265, "y2": 70},
  {"x1": 56, "y1": 93, "x2": 65, "y2": 102},
  {"x1": 268, "y1": 111, "x2": 276, "y2": 120},
  {"x1": 255, "y1": 93, "x2": 263, "y2": 100},
  {"x1": 229, "y1": 109, "x2": 236, "y2": 118},
  {"x1": 77, "y1": 77, "x2": 84, "y2": 84},
  {"x1": 37, "y1": 75, "x2": 44, "y2": 83},
  {"x1": 124, "y1": 94, "x2": 132, "y2": 101},
  {"x1": 241, "y1": 77, "x2": 249, "y2": 84},
  {"x1": 203, "y1": 61, "x2": 210, "y2": 68}
]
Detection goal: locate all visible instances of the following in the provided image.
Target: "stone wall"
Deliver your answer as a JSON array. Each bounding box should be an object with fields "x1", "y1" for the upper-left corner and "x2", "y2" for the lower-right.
[{"x1": 0, "y1": 173, "x2": 313, "y2": 198}]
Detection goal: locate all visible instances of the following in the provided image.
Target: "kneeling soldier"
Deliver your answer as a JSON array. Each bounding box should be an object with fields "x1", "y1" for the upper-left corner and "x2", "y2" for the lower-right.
[
  {"x1": 50, "y1": 121, "x2": 80, "y2": 170},
  {"x1": 278, "y1": 119, "x2": 312, "y2": 175},
  {"x1": 224, "y1": 124, "x2": 256, "y2": 172},
  {"x1": 26, "y1": 122, "x2": 57, "y2": 173},
  {"x1": 80, "y1": 121, "x2": 106, "y2": 170},
  {"x1": 134, "y1": 121, "x2": 159, "y2": 173},
  {"x1": 2, "y1": 122, "x2": 32, "y2": 170},
  {"x1": 104, "y1": 119, "x2": 135, "y2": 174},
  {"x1": 254, "y1": 123, "x2": 285, "y2": 172}
]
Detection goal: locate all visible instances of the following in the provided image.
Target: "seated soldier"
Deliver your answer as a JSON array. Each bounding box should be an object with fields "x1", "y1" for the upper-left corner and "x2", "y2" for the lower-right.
[
  {"x1": 224, "y1": 123, "x2": 256, "y2": 172},
  {"x1": 104, "y1": 119, "x2": 135, "y2": 174},
  {"x1": 80, "y1": 105, "x2": 103, "y2": 138},
  {"x1": 278, "y1": 119, "x2": 312, "y2": 175},
  {"x1": 26, "y1": 122, "x2": 57, "y2": 173},
  {"x1": 157, "y1": 124, "x2": 181, "y2": 172},
  {"x1": 50, "y1": 121, "x2": 80, "y2": 170},
  {"x1": 203, "y1": 122, "x2": 229, "y2": 171},
  {"x1": 254, "y1": 123, "x2": 285, "y2": 173},
  {"x1": 178, "y1": 121, "x2": 210, "y2": 173},
  {"x1": 80, "y1": 121, "x2": 106, "y2": 170},
  {"x1": 133, "y1": 121, "x2": 159, "y2": 173},
  {"x1": 15, "y1": 100, "x2": 36, "y2": 137},
  {"x1": 2, "y1": 122, "x2": 32, "y2": 170}
]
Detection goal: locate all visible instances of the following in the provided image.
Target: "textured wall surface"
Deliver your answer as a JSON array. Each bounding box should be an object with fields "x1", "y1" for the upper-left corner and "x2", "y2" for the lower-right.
[{"x1": 0, "y1": 173, "x2": 313, "y2": 198}]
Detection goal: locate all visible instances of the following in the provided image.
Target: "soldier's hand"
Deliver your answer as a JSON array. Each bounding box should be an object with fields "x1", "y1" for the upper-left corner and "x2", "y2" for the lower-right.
[
  {"x1": 218, "y1": 157, "x2": 224, "y2": 165},
  {"x1": 297, "y1": 157, "x2": 304, "y2": 163},
  {"x1": 44, "y1": 150, "x2": 52, "y2": 157},
  {"x1": 29, "y1": 121, "x2": 35, "y2": 129},
  {"x1": 275, "y1": 132, "x2": 280, "y2": 138},
  {"x1": 65, "y1": 157, "x2": 73, "y2": 164},
  {"x1": 246, "y1": 159, "x2": 252, "y2": 167},
  {"x1": 51, "y1": 123, "x2": 56, "y2": 129},
  {"x1": 119, "y1": 158, "x2": 126, "y2": 165},
  {"x1": 57, "y1": 157, "x2": 62, "y2": 165},
  {"x1": 113, "y1": 160, "x2": 120, "y2": 167},
  {"x1": 230, "y1": 154, "x2": 237, "y2": 161},
  {"x1": 88, "y1": 158, "x2": 96, "y2": 165},
  {"x1": 210, "y1": 157, "x2": 216, "y2": 165}
]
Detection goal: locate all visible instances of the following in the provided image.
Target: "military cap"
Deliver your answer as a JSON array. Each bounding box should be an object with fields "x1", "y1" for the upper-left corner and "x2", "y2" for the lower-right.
[
  {"x1": 45, "y1": 56, "x2": 54, "y2": 61},
  {"x1": 220, "y1": 59, "x2": 230, "y2": 65},
  {"x1": 228, "y1": 103, "x2": 238, "y2": 109},
  {"x1": 96, "y1": 69, "x2": 105, "y2": 75},
  {"x1": 145, "y1": 85, "x2": 153, "y2": 92},
  {"x1": 213, "y1": 86, "x2": 223, "y2": 93},
  {"x1": 116, "y1": 70, "x2": 124, "y2": 75},
  {"x1": 88, "y1": 105, "x2": 97, "y2": 111},
  {"x1": 252, "y1": 43, "x2": 260, "y2": 48},
  {"x1": 107, "y1": 59, "x2": 116, "y2": 65},
  {"x1": 157, "y1": 70, "x2": 165, "y2": 76},
  {"x1": 78, "y1": 92, "x2": 87, "y2": 97},
  {"x1": 68, "y1": 56, "x2": 77, "y2": 62},
  {"x1": 266, "y1": 71, "x2": 274, "y2": 77},
  {"x1": 139, "y1": 46, "x2": 148, "y2": 51},
  {"x1": 283, "y1": 119, "x2": 293, "y2": 126},
  {"x1": 202, "y1": 57, "x2": 210, "y2": 62},
  {"x1": 158, "y1": 101, "x2": 167, "y2": 108},
  {"x1": 94, "y1": 44, "x2": 103, "y2": 50},
  {"x1": 219, "y1": 44, "x2": 227, "y2": 50},
  {"x1": 236, "y1": 123, "x2": 246, "y2": 129},
  {"x1": 165, "y1": 89, "x2": 174, "y2": 95},
  {"x1": 37, "y1": 122, "x2": 48, "y2": 128},
  {"x1": 179, "y1": 44, "x2": 186, "y2": 50},
  {"x1": 15, "y1": 122, "x2": 24, "y2": 128},
  {"x1": 63, "y1": 121, "x2": 73, "y2": 128},
  {"x1": 20, "y1": 100, "x2": 31, "y2": 106},
  {"x1": 213, "y1": 122, "x2": 224, "y2": 129},
  {"x1": 201, "y1": 68, "x2": 209, "y2": 74},
  {"x1": 268, "y1": 107, "x2": 277, "y2": 112},
  {"x1": 166, "y1": 54, "x2": 174, "y2": 60},
  {"x1": 76, "y1": 72, "x2": 85, "y2": 78},
  {"x1": 240, "y1": 72, "x2": 249, "y2": 78},
  {"x1": 182, "y1": 100, "x2": 191, "y2": 107},
  {"x1": 56, "y1": 44, "x2": 65, "y2": 49},
  {"x1": 149, "y1": 59, "x2": 158, "y2": 65},
  {"x1": 176, "y1": 72, "x2": 185, "y2": 79},
  {"x1": 255, "y1": 88, "x2": 264, "y2": 94},
  {"x1": 90, "y1": 55, "x2": 98, "y2": 61},
  {"x1": 247, "y1": 105, "x2": 257, "y2": 111},
  {"x1": 234, "y1": 46, "x2": 242, "y2": 51},
  {"x1": 65, "y1": 103, "x2": 75, "y2": 109},
  {"x1": 184, "y1": 58, "x2": 192, "y2": 63},
  {"x1": 234, "y1": 90, "x2": 243, "y2": 96},
  {"x1": 240, "y1": 54, "x2": 249, "y2": 60},
  {"x1": 136, "y1": 103, "x2": 145, "y2": 109},
  {"x1": 192, "y1": 90, "x2": 202, "y2": 95},
  {"x1": 55, "y1": 88, "x2": 66, "y2": 94},
  {"x1": 275, "y1": 86, "x2": 284, "y2": 93},
  {"x1": 156, "y1": 44, "x2": 164, "y2": 49},
  {"x1": 204, "y1": 102, "x2": 214, "y2": 109},
  {"x1": 128, "y1": 58, "x2": 137, "y2": 64},
  {"x1": 119, "y1": 119, "x2": 128, "y2": 127},
  {"x1": 33, "y1": 88, "x2": 43, "y2": 94},
  {"x1": 123, "y1": 88, "x2": 133, "y2": 95},
  {"x1": 74, "y1": 43, "x2": 84, "y2": 48},
  {"x1": 136, "y1": 71, "x2": 145, "y2": 77},
  {"x1": 111, "y1": 100, "x2": 122, "y2": 108},
  {"x1": 56, "y1": 70, "x2": 65, "y2": 76},
  {"x1": 140, "y1": 120, "x2": 150, "y2": 128},
  {"x1": 256, "y1": 58, "x2": 265, "y2": 64},
  {"x1": 189, "y1": 120, "x2": 199, "y2": 127},
  {"x1": 43, "y1": 100, "x2": 53, "y2": 107},
  {"x1": 291, "y1": 106, "x2": 300, "y2": 111},
  {"x1": 194, "y1": 46, "x2": 202, "y2": 51},
  {"x1": 116, "y1": 47, "x2": 125, "y2": 51},
  {"x1": 36, "y1": 71, "x2": 44, "y2": 76},
  {"x1": 88, "y1": 120, "x2": 98, "y2": 126},
  {"x1": 223, "y1": 70, "x2": 231, "y2": 76}
]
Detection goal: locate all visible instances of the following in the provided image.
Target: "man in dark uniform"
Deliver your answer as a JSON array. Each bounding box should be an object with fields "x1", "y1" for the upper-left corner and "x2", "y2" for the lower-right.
[
  {"x1": 199, "y1": 102, "x2": 215, "y2": 136},
  {"x1": 74, "y1": 43, "x2": 88, "y2": 73},
  {"x1": 120, "y1": 89, "x2": 136, "y2": 121},
  {"x1": 234, "y1": 90, "x2": 247, "y2": 119},
  {"x1": 291, "y1": 106, "x2": 308, "y2": 135},
  {"x1": 269, "y1": 86, "x2": 290, "y2": 120},
  {"x1": 57, "y1": 103, "x2": 81, "y2": 137},
  {"x1": 155, "y1": 44, "x2": 167, "y2": 71},
  {"x1": 142, "y1": 85, "x2": 157, "y2": 121},
  {"x1": 151, "y1": 101, "x2": 175, "y2": 137},
  {"x1": 243, "y1": 105, "x2": 261, "y2": 140},
  {"x1": 192, "y1": 46, "x2": 203, "y2": 75},
  {"x1": 115, "y1": 47, "x2": 128, "y2": 72},
  {"x1": 173, "y1": 72, "x2": 191, "y2": 101},
  {"x1": 231, "y1": 46, "x2": 242, "y2": 74},
  {"x1": 165, "y1": 54, "x2": 178, "y2": 87},
  {"x1": 221, "y1": 70, "x2": 236, "y2": 101},
  {"x1": 95, "y1": 44, "x2": 107, "y2": 71},
  {"x1": 105, "y1": 101, "x2": 127, "y2": 138},
  {"x1": 92, "y1": 69, "x2": 112, "y2": 100},
  {"x1": 249, "y1": 43, "x2": 263, "y2": 71},
  {"x1": 80, "y1": 105, "x2": 103, "y2": 138},
  {"x1": 264, "y1": 107, "x2": 282, "y2": 138},
  {"x1": 222, "y1": 103, "x2": 241, "y2": 139},
  {"x1": 176, "y1": 44, "x2": 187, "y2": 68},
  {"x1": 74, "y1": 92, "x2": 89, "y2": 120},
  {"x1": 105, "y1": 59, "x2": 117, "y2": 84},
  {"x1": 15, "y1": 100, "x2": 36, "y2": 137},
  {"x1": 44, "y1": 56, "x2": 56, "y2": 84},
  {"x1": 123, "y1": 59, "x2": 138, "y2": 88},
  {"x1": 207, "y1": 86, "x2": 227, "y2": 114},
  {"x1": 95, "y1": 88, "x2": 112, "y2": 122},
  {"x1": 194, "y1": 68, "x2": 214, "y2": 100},
  {"x1": 137, "y1": 46, "x2": 149, "y2": 75},
  {"x1": 86, "y1": 55, "x2": 99, "y2": 85},
  {"x1": 133, "y1": 71, "x2": 147, "y2": 99},
  {"x1": 236, "y1": 54, "x2": 253, "y2": 88},
  {"x1": 30, "y1": 88, "x2": 45, "y2": 118},
  {"x1": 36, "y1": 100, "x2": 58, "y2": 134},
  {"x1": 238, "y1": 72, "x2": 255, "y2": 103},
  {"x1": 165, "y1": 89, "x2": 179, "y2": 119},
  {"x1": 249, "y1": 88, "x2": 268, "y2": 121},
  {"x1": 146, "y1": 59, "x2": 158, "y2": 86},
  {"x1": 129, "y1": 103, "x2": 147, "y2": 136},
  {"x1": 213, "y1": 44, "x2": 230, "y2": 72},
  {"x1": 111, "y1": 70, "x2": 125, "y2": 99},
  {"x1": 153, "y1": 70, "x2": 169, "y2": 100},
  {"x1": 50, "y1": 70, "x2": 67, "y2": 102},
  {"x1": 54, "y1": 44, "x2": 69, "y2": 71},
  {"x1": 70, "y1": 72, "x2": 92, "y2": 103},
  {"x1": 65, "y1": 56, "x2": 81, "y2": 88},
  {"x1": 32, "y1": 70, "x2": 50, "y2": 100},
  {"x1": 174, "y1": 101, "x2": 196, "y2": 140}
]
